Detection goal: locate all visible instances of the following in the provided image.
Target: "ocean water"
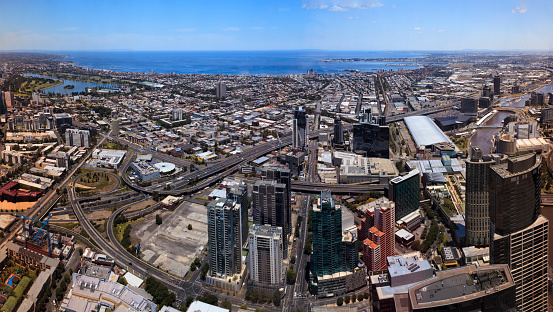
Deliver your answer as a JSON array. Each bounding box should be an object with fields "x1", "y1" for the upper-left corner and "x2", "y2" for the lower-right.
[{"x1": 54, "y1": 50, "x2": 424, "y2": 75}]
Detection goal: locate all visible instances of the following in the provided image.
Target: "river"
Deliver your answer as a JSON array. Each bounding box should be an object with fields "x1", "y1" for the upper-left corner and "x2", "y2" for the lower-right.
[
  {"x1": 469, "y1": 82, "x2": 553, "y2": 154},
  {"x1": 23, "y1": 73, "x2": 118, "y2": 95}
]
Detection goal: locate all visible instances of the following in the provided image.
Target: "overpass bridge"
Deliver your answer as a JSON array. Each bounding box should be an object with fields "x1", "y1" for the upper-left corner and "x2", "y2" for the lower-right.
[
  {"x1": 291, "y1": 182, "x2": 386, "y2": 194},
  {"x1": 385, "y1": 103, "x2": 455, "y2": 123}
]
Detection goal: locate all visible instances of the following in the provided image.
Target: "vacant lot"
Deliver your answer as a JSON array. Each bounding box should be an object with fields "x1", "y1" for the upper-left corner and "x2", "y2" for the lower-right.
[
  {"x1": 77, "y1": 172, "x2": 118, "y2": 196},
  {"x1": 131, "y1": 201, "x2": 208, "y2": 277}
]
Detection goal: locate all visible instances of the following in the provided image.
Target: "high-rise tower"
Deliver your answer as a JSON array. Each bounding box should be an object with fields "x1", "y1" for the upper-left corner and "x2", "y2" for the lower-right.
[
  {"x1": 389, "y1": 169, "x2": 420, "y2": 220},
  {"x1": 333, "y1": 115, "x2": 344, "y2": 146},
  {"x1": 352, "y1": 110, "x2": 389, "y2": 158},
  {"x1": 292, "y1": 106, "x2": 308, "y2": 150},
  {"x1": 312, "y1": 191, "x2": 358, "y2": 276},
  {"x1": 261, "y1": 165, "x2": 292, "y2": 236},
  {"x1": 252, "y1": 179, "x2": 288, "y2": 257},
  {"x1": 248, "y1": 224, "x2": 284, "y2": 286},
  {"x1": 227, "y1": 184, "x2": 249, "y2": 248},
  {"x1": 465, "y1": 147, "x2": 504, "y2": 247},
  {"x1": 363, "y1": 198, "x2": 395, "y2": 271},
  {"x1": 207, "y1": 198, "x2": 243, "y2": 278},
  {"x1": 216, "y1": 82, "x2": 227, "y2": 98},
  {"x1": 493, "y1": 75, "x2": 501, "y2": 96},
  {"x1": 489, "y1": 153, "x2": 548, "y2": 311}
]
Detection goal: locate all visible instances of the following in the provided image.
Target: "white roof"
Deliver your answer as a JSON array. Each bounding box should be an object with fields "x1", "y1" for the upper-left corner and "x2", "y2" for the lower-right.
[
  {"x1": 123, "y1": 272, "x2": 144, "y2": 288},
  {"x1": 395, "y1": 228, "x2": 414, "y2": 240},
  {"x1": 209, "y1": 189, "x2": 227, "y2": 199},
  {"x1": 398, "y1": 209, "x2": 421, "y2": 224},
  {"x1": 462, "y1": 246, "x2": 489, "y2": 258},
  {"x1": 404, "y1": 116, "x2": 458, "y2": 150},
  {"x1": 154, "y1": 162, "x2": 176, "y2": 173},
  {"x1": 187, "y1": 301, "x2": 229, "y2": 312}
]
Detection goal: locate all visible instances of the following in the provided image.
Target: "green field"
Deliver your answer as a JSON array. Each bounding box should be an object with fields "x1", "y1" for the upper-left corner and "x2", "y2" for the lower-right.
[
  {"x1": 13, "y1": 276, "x2": 31, "y2": 298},
  {"x1": 2, "y1": 296, "x2": 18, "y2": 312}
]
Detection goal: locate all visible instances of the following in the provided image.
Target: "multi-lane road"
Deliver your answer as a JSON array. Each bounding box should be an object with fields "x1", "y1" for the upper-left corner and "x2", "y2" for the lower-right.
[
  {"x1": 0, "y1": 130, "x2": 111, "y2": 252},
  {"x1": 68, "y1": 182, "x2": 205, "y2": 299},
  {"x1": 283, "y1": 139, "x2": 318, "y2": 312}
]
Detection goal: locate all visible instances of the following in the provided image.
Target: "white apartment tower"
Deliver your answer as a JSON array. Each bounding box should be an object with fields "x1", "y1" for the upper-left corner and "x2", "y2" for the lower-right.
[
  {"x1": 65, "y1": 129, "x2": 91, "y2": 148},
  {"x1": 248, "y1": 224, "x2": 284, "y2": 286}
]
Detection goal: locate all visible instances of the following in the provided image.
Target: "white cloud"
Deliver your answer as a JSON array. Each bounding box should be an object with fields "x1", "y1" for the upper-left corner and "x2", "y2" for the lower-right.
[
  {"x1": 173, "y1": 28, "x2": 196, "y2": 32},
  {"x1": 372, "y1": 20, "x2": 376, "y2": 23},
  {"x1": 512, "y1": 6, "x2": 527, "y2": 13},
  {"x1": 300, "y1": 0, "x2": 383, "y2": 10},
  {"x1": 413, "y1": 27, "x2": 423, "y2": 31},
  {"x1": 330, "y1": 5, "x2": 348, "y2": 11},
  {"x1": 224, "y1": 27, "x2": 240, "y2": 31},
  {"x1": 392, "y1": 4, "x2": 397, "y2": 8},
  {"x1": 438, "y1": 29, "x2": 445, "y2": 33},
  {"x1": 252, "y1": 26, "x2": 264, "y2": 30}
]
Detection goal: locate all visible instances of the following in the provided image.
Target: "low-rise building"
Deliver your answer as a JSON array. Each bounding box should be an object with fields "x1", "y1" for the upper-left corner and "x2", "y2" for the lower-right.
[
  {"x1": 131, "y1": 161, "x2": 161, "y2": 181},
  {"x1": 462, "y1": 246, "x2": 490, "y2": 265},
  {"x1": 6, "y1": 241, "x2": 60, "y2": 271},
  {"x1": 441, "y1": 246, "x2": 462, "y2": 267},
  {"x1": 186, "y1": 301, "x2": 229, "y2": 312},
  {"x1": 61, "y1": 273, "x2": 157, "y2": 312},
  {"x1": 407, "y1": 264, "x2": 516, "y2": 311},
  {"x1": 395, "y1": 229, "x2": 415, "y2": 247},
  {"x1": 334, "y1": 151, "x2": 399, "y2": 184},
  {"x1": 396, "y1": 209, "x2": 422, "y2": 232},
  {"x1": 91, "y1": 149, "x2": 127, "y2": 169}
]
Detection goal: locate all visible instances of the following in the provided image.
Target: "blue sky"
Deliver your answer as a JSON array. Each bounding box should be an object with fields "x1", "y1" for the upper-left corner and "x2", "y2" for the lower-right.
[{"x1": 1, "y1": 0, "x2": 552, "y2": 51}]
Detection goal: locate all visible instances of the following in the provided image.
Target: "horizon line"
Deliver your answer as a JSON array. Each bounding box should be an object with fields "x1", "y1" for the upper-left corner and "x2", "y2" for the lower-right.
[{"x1": 2, "y1": 49, "x2": 553, "y2": 53}]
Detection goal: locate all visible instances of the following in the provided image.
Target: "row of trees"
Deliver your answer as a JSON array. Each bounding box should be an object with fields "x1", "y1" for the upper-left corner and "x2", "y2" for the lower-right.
[
  {"x1": 336, "y1": 292, "x2": 370, "y2": 306},
  {"x1": 120, "y1": 224, "x2": 132, "y2": 249},
  {"x1": 144, "y1": 276, "x2": 176, "y2": 307},
  {"x1": 244, "y1": 289, "x2": 281, "y2": 306}
]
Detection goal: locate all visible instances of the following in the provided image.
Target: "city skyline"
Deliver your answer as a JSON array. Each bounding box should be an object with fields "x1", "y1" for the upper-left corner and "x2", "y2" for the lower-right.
[{"x1": 1, "y1": 0, "x2": 552, "y2": 51}]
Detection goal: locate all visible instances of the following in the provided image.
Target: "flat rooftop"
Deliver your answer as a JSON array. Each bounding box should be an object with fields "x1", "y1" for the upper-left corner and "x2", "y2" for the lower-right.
[
  {"x1": 387, "y1": 252, "x2": 432, "y2": 280},
  {"x1": 409, "y1": 264, "x2": 514, "y2": 309}
]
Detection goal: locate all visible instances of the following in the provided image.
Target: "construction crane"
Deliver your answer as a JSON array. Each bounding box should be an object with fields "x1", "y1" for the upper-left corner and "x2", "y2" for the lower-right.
[
  {"x1": 14, "y1": 214, "x2": 53, "y2": 257},
  {"x1": 32, "y1": 214, "x2": 52, "y2": 244}
]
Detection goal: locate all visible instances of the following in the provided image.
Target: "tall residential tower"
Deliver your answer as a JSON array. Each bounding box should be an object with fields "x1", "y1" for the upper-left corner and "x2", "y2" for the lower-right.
[
  {"x1": 292, "y1": 106, "x2": 308, "y2": 151},
  {"x1": 310, "y1": 191, "x2": 360, "y2": 296},
  {"x1": 248, "y1": 225, "x2": 284, "y2": 286},
  {"x1": 207, "y1": 198, "x2": 243, "y2": 279}
]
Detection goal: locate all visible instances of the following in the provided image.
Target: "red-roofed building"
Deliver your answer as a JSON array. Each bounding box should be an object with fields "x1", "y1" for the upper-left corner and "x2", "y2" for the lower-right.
[
  {"x1": 0, "y1": 181, "x2": 43, "y2": 202},
  {"x1": 358, "y1": 208, "x2": 375, "y2": 242},
  {"x1": 363, "y1": 238, "x2": 381, "y2": 272},
  {"x1": 363, "y1": 198, "x2": 396, "y2": 272}
]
